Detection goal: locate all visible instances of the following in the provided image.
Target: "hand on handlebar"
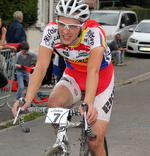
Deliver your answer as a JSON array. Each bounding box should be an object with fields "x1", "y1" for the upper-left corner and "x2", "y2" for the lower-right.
[
  {"x1": 12, "y1": 100, "x2": 20, "y2": 118},
  {"x1": 12, "y1": 98, "x2": 31, "y2": 119},
  {"x1": 79, "y1": 102, "x2": 98, "y2": 124}
]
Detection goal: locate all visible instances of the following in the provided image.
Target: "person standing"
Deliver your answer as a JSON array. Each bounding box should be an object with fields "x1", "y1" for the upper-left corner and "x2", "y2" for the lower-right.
[
  {"x1": 13, "y1": 42, "x2": 38, "y2": 108},
  {"x1": 6, "y1": 11, "x2": 26, "y2": 51},
  {"x1": 0, "y1": 17, "x2": 16, "y2": 50},
  {"x1": 41, "y1": 59, "x2": 53, "y2": 88},
  {"x1": 0, "y1": 17, "x2": 7, "y2": 47},
  {"x1": 109, "y1": 33, "x2": 127, "y2": 66}
]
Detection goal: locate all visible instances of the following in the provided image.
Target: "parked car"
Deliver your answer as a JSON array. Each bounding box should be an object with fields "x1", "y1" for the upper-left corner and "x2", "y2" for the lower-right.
[
  {"x1": 126, "y1": 20, "x2": 150, "y2": 54},
  {"x1": 90, "y1": 10, "x2": 138, "y2": 47}
]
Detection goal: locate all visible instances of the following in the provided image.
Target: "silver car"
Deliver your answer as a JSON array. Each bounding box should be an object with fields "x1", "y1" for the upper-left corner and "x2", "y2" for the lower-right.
[{"x1": 90, "y1": 10, "x2": 138, "y2": 47}]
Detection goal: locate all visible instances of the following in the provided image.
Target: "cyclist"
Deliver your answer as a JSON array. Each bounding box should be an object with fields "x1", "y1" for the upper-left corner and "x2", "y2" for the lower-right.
[{"x1": 12, "y1": 0, "x2": 114, "y2": 155}]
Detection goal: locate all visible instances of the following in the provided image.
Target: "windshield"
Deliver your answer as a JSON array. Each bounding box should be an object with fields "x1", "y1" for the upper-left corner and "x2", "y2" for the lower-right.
[
  {"x1": 90, "y1": 12, "x2": 119, "y2": 26},
  {"x1": 135, "y1": 22, "x2": 150, "y2": 33}
]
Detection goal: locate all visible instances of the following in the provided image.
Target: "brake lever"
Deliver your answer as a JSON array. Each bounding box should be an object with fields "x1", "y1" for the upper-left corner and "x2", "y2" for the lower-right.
[
  {"x1": 13, "y1": 107, "x2": 21, "y2": 124},
  {"x1": 13, "y1": 98, "x2": 26, "y2": 125},
  {"x1": 81, "y1": 102, "x2": 88, "y2": 131}
]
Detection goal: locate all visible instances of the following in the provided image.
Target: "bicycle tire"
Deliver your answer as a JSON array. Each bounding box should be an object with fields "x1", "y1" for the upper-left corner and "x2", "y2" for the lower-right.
[
  {"x1": 42, "y1": 146, "x2": 63, "y2": 156},
  {"x1": 104, "y1": 136, "x2": 108, "y2": 156},
  {"x1": 0, "y1": 103, "x2": 5, "y2": 108},
  {"x1": 79, "y1": 122, "x2": 89, "y2": 156},
  {"x1": 0, "y1": 101, "x2": 12, "y2": 109}
]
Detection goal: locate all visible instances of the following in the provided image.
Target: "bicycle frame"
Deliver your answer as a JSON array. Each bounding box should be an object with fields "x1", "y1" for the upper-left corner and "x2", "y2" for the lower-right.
[{"x1": 13, "y1": 100, "x2": 96, "y2": 156}]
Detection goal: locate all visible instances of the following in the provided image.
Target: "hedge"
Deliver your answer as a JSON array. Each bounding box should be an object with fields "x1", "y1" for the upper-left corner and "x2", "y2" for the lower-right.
[
  {"x1": 132, "y1": 8, "x2": 150, "y2": 22},
  {"x1": 0, "y1": 0, "x2": 38, "y2": 28},
  {"x1": 122, "y1": 0, "x2": 150, "y2": 8}
]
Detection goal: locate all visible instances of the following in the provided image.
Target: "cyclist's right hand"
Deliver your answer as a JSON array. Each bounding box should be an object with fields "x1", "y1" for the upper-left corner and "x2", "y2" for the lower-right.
[
  {"x1": 19, "y1": 98, "x2": 31, "y2": 111},
  {"x1": 12, "y1": 100, "x2": 20, "y2": 118},
  {"x1": 12, "y1": 98, "x2": 30, "y2": 118}
]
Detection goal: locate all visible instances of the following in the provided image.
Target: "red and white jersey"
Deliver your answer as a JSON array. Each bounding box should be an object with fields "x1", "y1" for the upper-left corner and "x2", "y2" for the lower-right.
[{"x1": 40, "y1": 20, "x2": 111, "y2": 72}]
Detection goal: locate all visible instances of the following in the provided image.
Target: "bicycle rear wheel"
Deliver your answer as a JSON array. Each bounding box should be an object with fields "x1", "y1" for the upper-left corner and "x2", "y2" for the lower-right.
[{"x1": 43, "y1": 146, "x2": 63, "y2": 156}]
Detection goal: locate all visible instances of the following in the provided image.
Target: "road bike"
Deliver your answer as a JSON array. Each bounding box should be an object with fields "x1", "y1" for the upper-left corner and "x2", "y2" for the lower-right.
[{"x1": 13, "y1": 98, "x2": 108, "y2": 156}]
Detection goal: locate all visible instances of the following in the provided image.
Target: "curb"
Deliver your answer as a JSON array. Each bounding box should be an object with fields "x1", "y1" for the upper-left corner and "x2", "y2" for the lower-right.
[
  {"x1": 1, "y1": 71, "x2": 150, "y2": 129},
  {"x1": 115, "y1": 72, "x2": 150, "y2": 89}
]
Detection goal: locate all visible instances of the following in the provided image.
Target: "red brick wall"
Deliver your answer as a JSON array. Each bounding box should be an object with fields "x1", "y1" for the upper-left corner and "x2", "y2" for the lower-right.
[{"x1": 85, "y1": 0, "x2": 99, "y2": 9}]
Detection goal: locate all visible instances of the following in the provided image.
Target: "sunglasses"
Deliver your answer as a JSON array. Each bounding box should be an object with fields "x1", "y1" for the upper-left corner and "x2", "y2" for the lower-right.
[{"x1": 56, "y1": 19, "x2": 84, "y2": 31}]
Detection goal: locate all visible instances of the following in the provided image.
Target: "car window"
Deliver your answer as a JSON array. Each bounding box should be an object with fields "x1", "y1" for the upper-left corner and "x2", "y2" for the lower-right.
[
  {"x1": 126, "y1": 13, "x2": 137, "y2": 25},
  {"x1": 120, "y1": 14, "x2": 127, "y2": 27},
  {"x1": 90, "y1": 12, "x2": 119, "y2": 26},
  {"x1": 135, "y1": 23, "x2": 150, "y2": 33}
]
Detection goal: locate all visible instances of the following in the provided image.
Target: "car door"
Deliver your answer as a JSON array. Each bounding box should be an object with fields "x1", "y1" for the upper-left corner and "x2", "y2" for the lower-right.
[{"x1": 118, "y1": 13, "x2": 137, "y2": 47}]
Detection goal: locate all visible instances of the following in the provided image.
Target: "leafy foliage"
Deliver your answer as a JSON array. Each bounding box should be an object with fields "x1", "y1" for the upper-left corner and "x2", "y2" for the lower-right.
[
  {"x1": 123, "y1": 0, "x2": 150, "y2": 8},
  {"x1": 0, "y1": 0, "x2": 38, "y2": 28}
]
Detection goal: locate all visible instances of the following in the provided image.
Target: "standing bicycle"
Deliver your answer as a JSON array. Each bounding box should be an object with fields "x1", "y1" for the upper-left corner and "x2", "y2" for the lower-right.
[{"x1": 12, "y1": 0, "x2": 114, "y2": 155}]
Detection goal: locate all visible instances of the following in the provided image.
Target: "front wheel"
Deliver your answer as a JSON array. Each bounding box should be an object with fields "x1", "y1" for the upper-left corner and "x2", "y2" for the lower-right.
[
  {"x1": 42, "y1": 146, "x2": 63, "y2": 156},
  {"x1": 104, "y1": 136, "x2": 108, "y2": 156},
  {"x1": 79, "y1": 123, "x2": 89, "y2": 156}
]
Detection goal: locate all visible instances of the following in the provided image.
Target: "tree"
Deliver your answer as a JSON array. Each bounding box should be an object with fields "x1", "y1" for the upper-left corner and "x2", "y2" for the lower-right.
[{"x1": 0, "y1": 0, "x2": 38, "y2": 28}]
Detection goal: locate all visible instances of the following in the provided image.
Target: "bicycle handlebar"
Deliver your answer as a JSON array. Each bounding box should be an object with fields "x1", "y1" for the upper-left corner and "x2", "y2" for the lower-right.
[{"x1": 14, "y1": 98, "x2": 97, "y2": 138}]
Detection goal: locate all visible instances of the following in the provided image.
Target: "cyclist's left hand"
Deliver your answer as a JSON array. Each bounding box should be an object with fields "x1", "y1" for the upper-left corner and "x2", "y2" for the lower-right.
[{"x1": 79, "y1": 104, "x2": 98, "y2": 124}]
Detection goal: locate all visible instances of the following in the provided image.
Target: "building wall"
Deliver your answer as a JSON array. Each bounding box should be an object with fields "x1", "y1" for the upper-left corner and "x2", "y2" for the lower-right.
[
  {"x1": 28, "y1": 0, "x2": 99, "y2": 52},
  {"x1": 26, "y1": 28, "x2": 42, "y2": 52},
  {"x1": 85, "y1": 0, "x2": 99, "y2": 9}
]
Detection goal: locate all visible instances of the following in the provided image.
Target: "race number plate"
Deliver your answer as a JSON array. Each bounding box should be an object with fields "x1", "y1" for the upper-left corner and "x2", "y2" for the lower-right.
[{"x1": 45, "y1": 108, "x2": 69, "y2": 124}]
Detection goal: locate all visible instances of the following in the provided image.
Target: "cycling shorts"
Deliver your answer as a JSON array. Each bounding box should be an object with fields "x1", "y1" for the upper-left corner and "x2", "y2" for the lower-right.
[{"x1": 55, "y1": 63, "x2": 114, "y2": 122}]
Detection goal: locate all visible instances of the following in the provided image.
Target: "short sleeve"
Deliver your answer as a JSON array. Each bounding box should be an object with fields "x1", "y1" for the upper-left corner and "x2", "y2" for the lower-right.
[
  {"x1": 88, "y1": 27, "x2": 106, "y2": 50},
  {"x1": 40, "y1": 23, "x2": 59, "y2": 50}
]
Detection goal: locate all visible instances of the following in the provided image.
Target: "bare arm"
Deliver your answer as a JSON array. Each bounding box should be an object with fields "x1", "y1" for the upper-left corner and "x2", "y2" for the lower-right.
[
  {"x1": 22, "y1": 45, "x2": 52, "y2": 109},
  {"x1": 81, "y1": 46, "x2": 104, "y2": 123},
  {"x1": 0, "y1": 27, "x2": 7, "y2": 46}
]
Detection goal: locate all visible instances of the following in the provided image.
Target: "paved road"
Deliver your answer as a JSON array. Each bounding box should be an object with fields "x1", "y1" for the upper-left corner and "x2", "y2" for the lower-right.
[{"x1": 0, "y1": 57, "x2": 150, "y2": 156}]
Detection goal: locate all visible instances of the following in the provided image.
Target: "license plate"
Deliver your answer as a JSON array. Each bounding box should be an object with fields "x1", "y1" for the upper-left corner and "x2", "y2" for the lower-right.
[{"x1": 139, "y1": 47, "x2": 150, "y2": 51}]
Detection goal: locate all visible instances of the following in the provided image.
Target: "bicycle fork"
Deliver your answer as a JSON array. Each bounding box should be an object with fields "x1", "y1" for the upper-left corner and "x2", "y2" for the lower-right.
[{"x1": 53, "y1": 123, "x2": 70, "y2": 155}]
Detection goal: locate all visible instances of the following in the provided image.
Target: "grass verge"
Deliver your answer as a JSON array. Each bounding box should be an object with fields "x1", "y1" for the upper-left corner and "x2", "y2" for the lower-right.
[{"x1": 0, "y1": 112, "x2": 44, "y2": 130}]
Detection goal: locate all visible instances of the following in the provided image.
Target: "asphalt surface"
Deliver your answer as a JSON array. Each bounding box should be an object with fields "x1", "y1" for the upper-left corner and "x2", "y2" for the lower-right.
[{"x1": 0, "y1": 56, "x2": 150, "y2": 156}]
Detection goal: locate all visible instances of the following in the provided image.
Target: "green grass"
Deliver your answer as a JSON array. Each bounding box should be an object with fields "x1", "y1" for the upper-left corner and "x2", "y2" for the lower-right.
[
  {"x1": 112, "y1": 53, "x2": 134, "y2": 64},
  {"x1": 124, "y1": 54, "x2": 131, "y2": 61},
  {"x1": 0, "y1": 112, "x2": 44, "y2": 130}
]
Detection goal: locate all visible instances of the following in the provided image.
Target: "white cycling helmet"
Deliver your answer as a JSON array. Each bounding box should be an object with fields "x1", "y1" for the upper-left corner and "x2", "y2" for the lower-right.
[{"x1": 55, "y1": 0, "x2": 90, "y2": 23}]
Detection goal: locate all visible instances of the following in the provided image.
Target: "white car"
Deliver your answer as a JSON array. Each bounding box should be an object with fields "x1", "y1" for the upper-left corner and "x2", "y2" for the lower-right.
[{"x1": 127, "y1": 20, "x2": 150, "y2": 54}]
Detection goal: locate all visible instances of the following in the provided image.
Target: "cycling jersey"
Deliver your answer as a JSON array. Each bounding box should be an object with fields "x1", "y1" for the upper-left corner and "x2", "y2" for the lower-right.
[
  {"x1": 40, "y1": 20, "x2": 112, "y2": 73},
  {"x1": 40, "y1": 20, "x2": 114, "y2": 120}
]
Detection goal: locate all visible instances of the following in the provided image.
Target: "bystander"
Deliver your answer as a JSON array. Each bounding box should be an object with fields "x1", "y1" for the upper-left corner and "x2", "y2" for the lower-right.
[
  {"x1": 13, "y1": 42, "x2": 38, "y2": 107},
  {"x1": 109, "y1": 33, "x2": 127, "y2": 66},
  {"x1": 6, "y1": 11, "x2": 26, "y2": 51}
]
